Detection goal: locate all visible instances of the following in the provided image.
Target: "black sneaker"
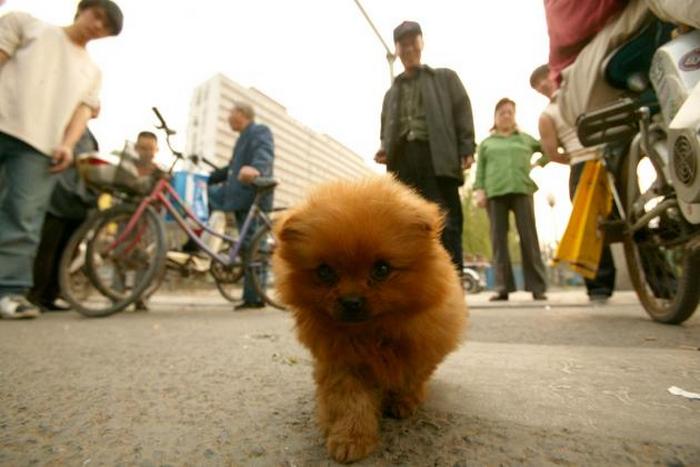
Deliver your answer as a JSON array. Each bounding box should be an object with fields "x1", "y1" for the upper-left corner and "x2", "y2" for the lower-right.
[{"x1": 532, "y1": 292, "x2": 548, "y2": 301}]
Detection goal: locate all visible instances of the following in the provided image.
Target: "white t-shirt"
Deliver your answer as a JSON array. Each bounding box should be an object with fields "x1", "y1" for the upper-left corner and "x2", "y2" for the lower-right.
[
  {"x1": 0, "y1": 12, "x2": 101, "y2": 157},
  {"x1": 542, "y1": 92, "x2": 584, "y2": 154}
]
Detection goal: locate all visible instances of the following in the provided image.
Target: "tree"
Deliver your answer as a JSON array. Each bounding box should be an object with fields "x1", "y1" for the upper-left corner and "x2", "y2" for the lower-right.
[{"x1": 461, "y1": 186, "x2": 491, "y2": 260}]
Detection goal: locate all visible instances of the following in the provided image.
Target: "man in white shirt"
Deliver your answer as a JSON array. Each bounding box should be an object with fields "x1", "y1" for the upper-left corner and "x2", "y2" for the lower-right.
[
  {"x1": 531, "y1": 64, "x2": 617, "y2": 303},
  {"x1": 0, "y1": 0, "x2": 123, "y2": 319}
]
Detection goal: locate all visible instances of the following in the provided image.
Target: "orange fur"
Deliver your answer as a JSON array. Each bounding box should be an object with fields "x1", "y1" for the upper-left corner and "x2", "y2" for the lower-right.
[{"x1": 273, "y1": 175, "x2": 468, "y2": 463}]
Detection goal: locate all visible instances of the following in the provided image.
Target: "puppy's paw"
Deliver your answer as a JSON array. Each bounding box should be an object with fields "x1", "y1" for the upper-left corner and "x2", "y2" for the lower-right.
[
  {"x1": 326, "y1": 433, "x2": 378, "y2": 463},
  {"x1": 384, "y1": 399, "x2": 418, "y2": 419},
  {"x1": 384, "y1": 393, "x2": 421, "y2": 419}
]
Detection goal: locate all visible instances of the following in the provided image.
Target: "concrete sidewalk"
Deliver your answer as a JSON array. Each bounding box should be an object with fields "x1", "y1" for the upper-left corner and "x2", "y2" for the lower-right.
[
  {"x1": 150, "y1": 287, "x2": 640, "y2": 310},
  {"x1": 467, "y1": 289, "x2": 640, "y2": 309}
]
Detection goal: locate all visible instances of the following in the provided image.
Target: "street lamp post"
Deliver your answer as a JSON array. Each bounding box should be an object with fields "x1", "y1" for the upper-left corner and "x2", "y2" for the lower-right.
[
  {"x1": 352, "y1": 0, "x2": 396, "y2": 84},
  {"x1": 545, "y1": 192, "x2": 560, "y2": 286}
]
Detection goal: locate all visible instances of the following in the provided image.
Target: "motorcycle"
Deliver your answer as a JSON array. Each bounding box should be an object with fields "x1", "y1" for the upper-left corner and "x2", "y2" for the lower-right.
[
  {"x1": 576, "y1": 23, "x2": 700, "y2": 324},
  {"x1": 462, "y1": 266, "x2": 485, "y2": 294}
]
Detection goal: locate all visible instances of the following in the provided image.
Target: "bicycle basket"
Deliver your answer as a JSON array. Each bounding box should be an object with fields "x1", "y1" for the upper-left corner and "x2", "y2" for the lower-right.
[{"x1": 76, "y1": 143, "x2": 153, "y2": 195}]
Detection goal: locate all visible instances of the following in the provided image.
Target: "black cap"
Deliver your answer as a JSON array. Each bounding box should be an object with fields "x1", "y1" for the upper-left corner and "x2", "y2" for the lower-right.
[
  {"x1": 77, "y1": 0, "x2": 124, "y2": 36},
  {"x1": 393, "y1": 21, "x2": 422, "y2": 43}
]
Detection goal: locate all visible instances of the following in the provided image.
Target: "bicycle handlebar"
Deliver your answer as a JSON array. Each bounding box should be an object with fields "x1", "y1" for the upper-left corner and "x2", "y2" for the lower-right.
[
  {"x1": 151, "y1": 107, "x2": 220, "y2": 173},
  {"x1": 151, "y1": 107, "x2": 183, "y2": 163},
  {"x1": 152, "y1": 107, "x2": 176, "y2": 136}
]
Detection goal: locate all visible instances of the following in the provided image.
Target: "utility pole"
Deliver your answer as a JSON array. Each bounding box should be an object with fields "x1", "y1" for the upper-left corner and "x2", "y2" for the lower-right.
[{"x1": 352, "y1": 0, "x2": 395, "y2": 84}]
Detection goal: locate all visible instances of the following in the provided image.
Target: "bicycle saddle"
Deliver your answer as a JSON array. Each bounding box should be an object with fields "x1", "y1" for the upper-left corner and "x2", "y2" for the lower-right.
[{"x1": 252, "y1": 177, "x2": 278, "y2": 192}]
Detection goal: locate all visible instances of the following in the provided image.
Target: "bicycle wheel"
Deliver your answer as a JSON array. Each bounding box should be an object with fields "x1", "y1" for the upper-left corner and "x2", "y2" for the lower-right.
[
  {"x1": 621, "y1": 135, "x2": 700, "y2": 324},
  {"x1": 58, "y1": 214, "x2": 108, "y2": 314},
  {"x1": 248, "y1": 225, "x2": 285, "y2": 310},
  {"x1": 83, "y1": 204, "x2": 166, "y2": 317},
  {"x1": 212, "y1": 242, "x2": 245, "y2": 303}
]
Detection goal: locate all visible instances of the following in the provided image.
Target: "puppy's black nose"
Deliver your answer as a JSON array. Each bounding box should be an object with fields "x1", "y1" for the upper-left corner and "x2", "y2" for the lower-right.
[{"x1": 339, "y1": 295, "x2": 366, "y2": 314}]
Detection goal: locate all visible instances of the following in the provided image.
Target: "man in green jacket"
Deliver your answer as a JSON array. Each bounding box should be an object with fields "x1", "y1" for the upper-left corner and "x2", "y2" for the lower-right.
[{"x1": 375, "y1": 21, "x2": 476, "y2": 274}]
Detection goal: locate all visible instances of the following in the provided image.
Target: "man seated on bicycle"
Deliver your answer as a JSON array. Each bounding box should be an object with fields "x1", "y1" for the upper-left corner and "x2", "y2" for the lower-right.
[
  {"x1": 208, "y1": 102, "x2": 275, "y2": 310},
  {"x1": 133, "y1": 131, "x2": 159, "y2": 177},
  {"x1": 129, "y1": 130, "x2": 160, "y2": 311}
]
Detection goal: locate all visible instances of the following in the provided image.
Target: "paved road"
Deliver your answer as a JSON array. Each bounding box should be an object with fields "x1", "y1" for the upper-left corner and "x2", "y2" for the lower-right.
[{"x1": 1, "y1": 290, "x2": 698, "y2": 466}]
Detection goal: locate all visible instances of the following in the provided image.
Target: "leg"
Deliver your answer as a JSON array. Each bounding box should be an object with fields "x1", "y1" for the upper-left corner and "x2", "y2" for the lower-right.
[
  {"x1": 383, "y1": 368, "x2": 433, "y2": 419},
  {"x1": 391, "y1": 141, "x2": 463, "y2": 273},
  {"x1": 315, "y1": 364, "x2": 380, "y2": 463},
  {"x1": 488, "y1": 196, "x2": 516, "y2": 295},
  {"x1": 390, "y1": 139, "x2": 430, "y2": 192},
  {"x1": 234, "y1": 209, "x2": 265, "y2": 305},
  {"x1": 570, "y1": 165, "x2": 616, "y2": 298},
  {"x1": 558, "y1": 0, "x2": 651, "y2": 126},
  {"x1": 28, "y1": 213, "x2": 80, "y2": 306},
  {"x1": 28, "y1": 213, "x2": 64, "y2": 305},
  {"x1": 435, "y1": 177, "x2": 464, "y2": 273},
  {"x1": 0, "y1": 134, "x2": 56, "y2": 297},
  {"x1": 512, "y1": 195, "x2": 548, "y2": 295},
  {"x1": 644, "y1": 0, "x2": 700, "y2": 29},
  {"x1": 586, "y1": 244, "x2": 616, "y2": 298}
]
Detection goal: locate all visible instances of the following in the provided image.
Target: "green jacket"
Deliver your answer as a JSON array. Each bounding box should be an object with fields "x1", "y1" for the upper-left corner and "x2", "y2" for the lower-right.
[{"x1": 474, "y1": 131, "x2": 545, "y2": 198}]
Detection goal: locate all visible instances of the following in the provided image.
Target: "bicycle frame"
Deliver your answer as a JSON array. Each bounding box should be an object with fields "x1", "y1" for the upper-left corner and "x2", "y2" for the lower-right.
[{"x1": 106, "y1": 176, "x2": 274, "y2": 268}]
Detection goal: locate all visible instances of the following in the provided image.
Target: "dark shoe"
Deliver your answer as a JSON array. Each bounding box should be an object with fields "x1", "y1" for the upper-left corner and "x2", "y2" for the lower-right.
[
  {"x1": 234, "y1": 301, "x2": 265, "y2": 311},
  {"x1": 181, "y1": 238, "x2": 201, "y2": 254},
  {"x1": 489, "y1": 293, "x2": 509, "y2": 302},
  {"x1": 27, "y1": 296, "x2": 69, "y2": 312},
  {"x1": 42, "y1": 301, "x2": 71, "y2": 312},
  {"x1": 532, "y1": 292, "x2": 548, "y2": 301},
  {"x1": 134, "y1": 300, "x2": 150, "y2": 311}
]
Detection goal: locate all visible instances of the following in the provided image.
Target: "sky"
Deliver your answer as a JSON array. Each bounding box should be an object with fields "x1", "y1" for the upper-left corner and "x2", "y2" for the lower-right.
[{"x1": 1, "y1": 0, "x2": 574, "y2": 245}]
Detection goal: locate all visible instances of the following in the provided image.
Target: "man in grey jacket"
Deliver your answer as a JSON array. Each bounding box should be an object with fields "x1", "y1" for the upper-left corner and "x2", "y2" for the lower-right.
[{"x1": 375, "y1": 20, "x2": 476, "y2": 273}]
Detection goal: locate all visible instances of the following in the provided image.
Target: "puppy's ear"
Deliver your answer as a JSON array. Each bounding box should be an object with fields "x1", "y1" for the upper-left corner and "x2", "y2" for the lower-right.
[
  {"x1": 409, "y1": 201, "x2": 445, "y2": 239},
  {"x1": 275, "y1": 211, "x2": 307, "y2": 243}
]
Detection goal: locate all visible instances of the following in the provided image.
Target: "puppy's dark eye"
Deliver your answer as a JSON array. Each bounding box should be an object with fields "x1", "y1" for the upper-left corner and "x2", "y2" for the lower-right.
[
  {"x1": 370, "y1": 260, "x2": 391, "y2": 282},
  {"x1": 316, "y1": 263, "x2": 337, "y2": 285}
]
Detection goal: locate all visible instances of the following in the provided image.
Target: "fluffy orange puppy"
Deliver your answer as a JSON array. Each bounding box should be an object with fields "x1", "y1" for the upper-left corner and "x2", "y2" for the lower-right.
[{"x1": 273, "y1": 176, "x2": 468, "y2": 463}]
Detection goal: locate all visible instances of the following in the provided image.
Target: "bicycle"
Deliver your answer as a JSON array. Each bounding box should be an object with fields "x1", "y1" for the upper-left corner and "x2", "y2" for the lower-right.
[{"x1": 59, "y1": 107, "x2": 284, "y2": 317}]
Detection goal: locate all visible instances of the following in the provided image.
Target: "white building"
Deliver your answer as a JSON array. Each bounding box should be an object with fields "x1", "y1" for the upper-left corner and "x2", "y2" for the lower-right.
[{"x1": 185, "y1": 74, "x2": 375, "y2": 209}]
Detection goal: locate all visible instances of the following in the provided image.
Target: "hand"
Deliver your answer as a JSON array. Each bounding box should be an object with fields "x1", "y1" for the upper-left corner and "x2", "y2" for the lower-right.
[
  {"x1": 474, "y1": 189, "x2": 487, "y2": 208},
  {"x1": 50, "y1": 145, "x2": 74, "y2": 173},
  {"x1": 462, "y1": 154, "x2": 474, "y2": 170},
  {"x1": 374, "y1": 149, "x2": 387, "y2": 165},
  {"x1": 238, "y1": 165, "x2": 260, "y2": 184}
]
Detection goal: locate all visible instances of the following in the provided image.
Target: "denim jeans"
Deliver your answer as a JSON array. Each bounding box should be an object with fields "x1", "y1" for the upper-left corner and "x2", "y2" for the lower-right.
[{"x1": 0, "y1": 132, "x2": 56, "y2": 297}]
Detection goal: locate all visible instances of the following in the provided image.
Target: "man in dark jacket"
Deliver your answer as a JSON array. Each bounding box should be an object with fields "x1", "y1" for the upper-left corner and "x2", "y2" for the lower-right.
[
  {"x1": 208, "y1": 102, "x2": 274, "y2": 309},
  {"x1": 375, "y1": 21, "x2": 476, "y2": 273}
]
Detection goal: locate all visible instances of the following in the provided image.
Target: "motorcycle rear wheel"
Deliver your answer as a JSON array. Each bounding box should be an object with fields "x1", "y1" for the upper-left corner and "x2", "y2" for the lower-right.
[{"x1": 621, "y1": 136, "x2": 700, "y2": 324}]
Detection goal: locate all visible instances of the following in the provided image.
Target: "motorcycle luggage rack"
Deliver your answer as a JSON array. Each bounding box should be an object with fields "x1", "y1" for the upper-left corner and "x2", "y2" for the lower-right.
[{"x1": 576, "y1": 98, "x2": 640, "y2": 147}]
